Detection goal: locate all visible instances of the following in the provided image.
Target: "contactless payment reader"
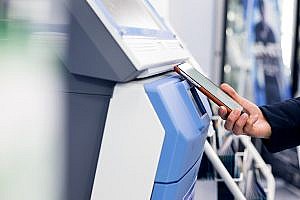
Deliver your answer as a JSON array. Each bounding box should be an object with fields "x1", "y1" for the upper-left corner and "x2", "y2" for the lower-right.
[{"x1": 65, "y1": 1, "x2": 212, "y2": 200}]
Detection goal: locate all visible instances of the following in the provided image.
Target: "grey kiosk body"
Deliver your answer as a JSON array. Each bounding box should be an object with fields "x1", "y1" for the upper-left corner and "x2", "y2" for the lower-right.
[{"x1": 66, "y1": 1, "x2": 137, "y2": 200}]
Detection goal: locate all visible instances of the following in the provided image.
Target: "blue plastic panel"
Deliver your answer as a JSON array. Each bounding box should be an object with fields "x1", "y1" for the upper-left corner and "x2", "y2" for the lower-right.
[
  {"x1": 151, "y1": 157, "x2": 201, "y2": 200},
  {"x1": 144, "y1": 75, "x2": 210, "y2": 183}
]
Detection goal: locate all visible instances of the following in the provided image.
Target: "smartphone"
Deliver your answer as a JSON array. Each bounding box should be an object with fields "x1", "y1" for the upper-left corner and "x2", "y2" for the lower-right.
[{"x1": 174, "y1": 63, "x2": 243, "y2": 114}]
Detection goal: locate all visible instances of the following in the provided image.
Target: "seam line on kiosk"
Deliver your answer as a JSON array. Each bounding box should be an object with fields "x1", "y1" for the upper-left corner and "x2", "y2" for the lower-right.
[
  {"x1": 154, "y1": 154, "x2": 202, "y2": 185},
  {"x1": 64, "y1": 92, "x2": 112, "y2": 97}
]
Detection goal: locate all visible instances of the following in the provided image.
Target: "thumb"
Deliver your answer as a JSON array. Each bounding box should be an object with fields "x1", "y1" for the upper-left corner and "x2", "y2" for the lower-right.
[
  {"x1": 220, "y1": 83, "x2": 243, "y2": 104},
  {"x1": 220, "y1": 83, "x2": 252, "y2": 111}
]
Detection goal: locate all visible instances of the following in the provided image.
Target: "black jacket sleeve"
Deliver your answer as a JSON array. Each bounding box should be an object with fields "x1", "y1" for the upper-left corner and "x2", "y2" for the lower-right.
[{"x1": 259, "y1": 97, "x2": 300, "y2": 152}]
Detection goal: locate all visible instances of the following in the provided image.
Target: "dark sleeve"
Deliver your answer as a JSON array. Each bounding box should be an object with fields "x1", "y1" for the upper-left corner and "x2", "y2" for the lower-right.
[{"x1": 259, "y1": 97, "x2": 300, "y2": 152}]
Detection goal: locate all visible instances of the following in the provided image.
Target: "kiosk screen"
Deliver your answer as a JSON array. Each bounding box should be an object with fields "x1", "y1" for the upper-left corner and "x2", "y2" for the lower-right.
[{"x1": 102, "y1": 0, "x2": 160, "y2": 30}]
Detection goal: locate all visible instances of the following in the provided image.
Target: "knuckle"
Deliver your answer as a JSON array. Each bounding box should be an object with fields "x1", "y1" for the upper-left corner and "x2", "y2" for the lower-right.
[
  {"x1": 235, "y1": 119, "x2": 242, "y2": 127},
  {"x1": 224, "y1": 122, "x2": 230, "y2": 130},
  {"x1": 236, "y1": 118, "x2": 246, "y2": 128},
  {"x1": 218, "y1": 111, "x2": 225, "y2": 119},
  {"x1": 224, "y1": 121, "x2": 232, "y2": 131},
  {"x1": 226, "y1": 118, "x2": 233, "y2": 126},
  {"x1": 246, "y1": 119, "x2": 254, "y2": 127},
  {"x1": 244, "y1": 126, "x2": 250, "y2": 133},
  {"x1": 236, "y1": 123, "x2": 243, "y2": 131},
  {"x1": 227, "y1": 114, "x2": 235, "y2": 124},
  {"x1": 227, "y1": 112, "x2": 239, "y2": 124},
  {"x1": 233, "y1": 125, "x2": 242, "y2": 135},
  {"x1": 218, "y1": 109, "x2": 222, "y2": 115},
  {"x1": 231, "y1": 92, "x2": 238, "y2": 99}
]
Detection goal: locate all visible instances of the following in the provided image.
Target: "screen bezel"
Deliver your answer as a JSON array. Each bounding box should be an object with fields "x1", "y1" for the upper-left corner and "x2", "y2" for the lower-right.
[{"x1": 90, "y1": 0, "x2": 175, "y2": 39}]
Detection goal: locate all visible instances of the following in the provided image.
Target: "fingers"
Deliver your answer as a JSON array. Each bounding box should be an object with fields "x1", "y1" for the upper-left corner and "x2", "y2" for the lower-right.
[
  {"x1": 218, "y1": 106, "x2": 227, "y2": 119},
  {"x1": 219, "y1": 83, "x2": 261, "y2": 136},
  {"x1": 232, "y1": 113, "x2": 249, "y2": 135},
  {"x1": 220, "y1": 83, "x2": 240, "y2": 103},
  {"x1": 224, "y1": 109, "x2": 241, "y2": 131},
  {"x1": 223, "y1": 109, "x2": 256, "y2": 135},
  {"x1": 220, "y1": 83, "x2": 256, "y2": 112},
  {"x1": 244, "y1": 114, "x2": 259, "y2": 133}
]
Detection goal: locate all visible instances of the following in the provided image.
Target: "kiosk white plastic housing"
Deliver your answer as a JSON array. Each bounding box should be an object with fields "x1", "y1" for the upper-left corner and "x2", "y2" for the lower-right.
[{"x1": 65, "y1": 0, "x2": 212, "y2": 199}]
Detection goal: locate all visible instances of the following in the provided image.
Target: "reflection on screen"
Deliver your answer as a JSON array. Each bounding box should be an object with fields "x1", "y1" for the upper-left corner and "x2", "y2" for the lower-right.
[{"x1": 101, "y1": 0, "x2": 160, "y2": 30}]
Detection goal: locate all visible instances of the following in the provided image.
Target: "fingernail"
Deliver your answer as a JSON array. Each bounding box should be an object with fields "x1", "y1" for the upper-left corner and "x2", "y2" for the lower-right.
[{"x1": 242, "y1": 113, "x2": 248, "y2": 119}]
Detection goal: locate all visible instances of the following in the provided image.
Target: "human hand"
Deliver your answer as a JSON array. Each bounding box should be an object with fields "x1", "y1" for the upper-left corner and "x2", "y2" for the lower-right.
[{"x1": 218, "y1": 83, "x2": 271, "y2": 138}]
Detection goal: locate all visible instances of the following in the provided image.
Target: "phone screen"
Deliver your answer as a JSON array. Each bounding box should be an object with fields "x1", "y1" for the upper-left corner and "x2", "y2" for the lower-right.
[{"x1": 176, "y1": 64, "x2": 243, "y2": 112}]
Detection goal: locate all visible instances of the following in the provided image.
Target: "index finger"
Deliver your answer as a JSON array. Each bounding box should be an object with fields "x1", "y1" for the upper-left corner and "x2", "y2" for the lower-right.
[
  {"x1": 220, "y1": 83, "x2": 254, "y2": 112},
  {"x1": 218, "y1": 106, "x2": 228, "y2": 119}
]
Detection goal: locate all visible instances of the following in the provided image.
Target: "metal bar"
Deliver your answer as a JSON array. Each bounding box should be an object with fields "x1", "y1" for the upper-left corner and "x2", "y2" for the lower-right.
[
  {"x1": 239, "y1": 136, "x2": 275, "y2": 200},
  {"x1": 204, "y1": 141, "x2": 246, "y2": 200}
]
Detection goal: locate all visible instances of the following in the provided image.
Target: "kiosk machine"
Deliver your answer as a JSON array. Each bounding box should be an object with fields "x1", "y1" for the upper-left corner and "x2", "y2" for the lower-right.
[{"x1": 66, "y1": 0, "x2": 213, "y2": 199}]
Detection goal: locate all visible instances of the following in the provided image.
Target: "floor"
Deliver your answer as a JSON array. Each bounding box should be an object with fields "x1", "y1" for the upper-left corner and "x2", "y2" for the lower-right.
[{"x1": 194, "y1": 178, "x2": 300, "y2": 200}]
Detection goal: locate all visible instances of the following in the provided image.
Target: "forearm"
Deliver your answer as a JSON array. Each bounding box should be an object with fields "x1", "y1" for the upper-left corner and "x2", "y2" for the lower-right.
[{"x1": 260, "y1": 97, "x2": 300, "y2": 152}]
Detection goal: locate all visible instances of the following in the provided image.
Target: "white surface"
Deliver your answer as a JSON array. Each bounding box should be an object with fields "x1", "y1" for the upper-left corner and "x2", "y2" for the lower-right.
[
  {"x1": 195, "y1": 180, "x2": 218, "y2": 200},
  {"x1": 148, "y1": 0, "x2": 169, "y2": 19},
  {"x1": 8, "y1": 0, "x2": 68, "y2": 25},
  {"x1": 168, "y1": 0, "x2": 217, "y2": 80},
  {"x1": 91, "y1": 79, "x2": 165, "y2": 200},
  {"x1": 0, "y1": 36, "x2": 65, "y2": 200},
  {"x1": 86, "y1": 0, "x2": 189, "y2": 74},
  {"x1": 102, "y1": 0, "x2": 160, "y2": 29}
]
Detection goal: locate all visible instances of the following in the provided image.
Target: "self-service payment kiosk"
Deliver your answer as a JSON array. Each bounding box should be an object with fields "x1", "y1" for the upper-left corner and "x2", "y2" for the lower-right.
[{"x1": 66, "y1": 0, "x2": 213, "y2": 199}]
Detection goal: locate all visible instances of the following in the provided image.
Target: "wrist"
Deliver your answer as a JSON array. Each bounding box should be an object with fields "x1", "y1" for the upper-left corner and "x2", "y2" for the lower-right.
[{"x1": 262, "y1": 115, "x2": 272, "y2": 139}]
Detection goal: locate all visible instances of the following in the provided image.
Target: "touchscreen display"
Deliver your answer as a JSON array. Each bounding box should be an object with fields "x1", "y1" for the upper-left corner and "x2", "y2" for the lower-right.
[{"x1": 101, "y1": 0, "x2": 161, "y2": 30}]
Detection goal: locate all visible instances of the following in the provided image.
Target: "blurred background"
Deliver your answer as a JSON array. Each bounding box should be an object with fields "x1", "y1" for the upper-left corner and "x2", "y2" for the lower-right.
[
  {"x1": 0, "y1": 0, "x2": 66, "y2": 199},
  {"x1": 0, "y1": 0, "x2": 299, "y2": 199}
]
